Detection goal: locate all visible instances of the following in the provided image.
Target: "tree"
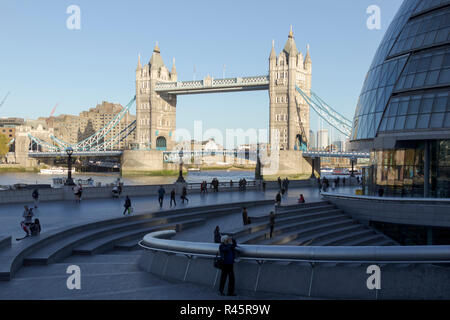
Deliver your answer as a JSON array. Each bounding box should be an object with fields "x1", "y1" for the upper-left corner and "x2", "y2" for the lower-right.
[{"x1": 0, "y1": 133, "x2": 10, "y2": 161}]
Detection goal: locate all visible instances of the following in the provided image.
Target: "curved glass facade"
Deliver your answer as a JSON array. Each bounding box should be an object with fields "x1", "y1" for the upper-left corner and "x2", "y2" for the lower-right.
[
  {"x1": 352, "y1": 0, "x2": 450, "y2": 198},
  {"x1": 351, "y1": 0, "x2": 450, "y2": 141}
]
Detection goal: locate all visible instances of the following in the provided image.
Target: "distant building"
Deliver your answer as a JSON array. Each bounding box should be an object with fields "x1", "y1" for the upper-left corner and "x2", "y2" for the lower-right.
[
  {"x1": 0, "y1": 117, "x2": 24, "y2": 141},
  {"x1": 332, "y1": 140, "x2": 344, "y2": 152},
  {"x1": 317, "y1": 130, "x2": 329, "y2": 150},
  {"x1": 309, "y1": 129, "x2": 315, "y2": 149},
  {"x1": 43, "y1": 101, "x2": 136, "y2": 150}
]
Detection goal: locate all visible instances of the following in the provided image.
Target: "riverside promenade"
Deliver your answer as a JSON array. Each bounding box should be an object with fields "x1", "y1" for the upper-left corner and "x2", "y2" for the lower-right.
[{"x1": 0, "y1": 184, "x2": 357, "y2": 241}]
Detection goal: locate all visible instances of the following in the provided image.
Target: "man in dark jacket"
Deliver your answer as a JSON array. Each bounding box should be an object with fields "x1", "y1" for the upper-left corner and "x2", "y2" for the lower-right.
[
  {"x1": 123, "y1": 196, "x2": 131, "y2": 215},
  {"x1": 219, "y1": 235, "x2": 237, "y2": 296}
]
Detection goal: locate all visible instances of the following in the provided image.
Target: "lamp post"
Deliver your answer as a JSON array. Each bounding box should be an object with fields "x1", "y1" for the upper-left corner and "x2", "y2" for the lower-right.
[
  {"x1": 65, "y1": 147, "x2": 75, "y2": 186},
  {"x1": 176, "y1": 148, "x2": 185, "y2": 183}
]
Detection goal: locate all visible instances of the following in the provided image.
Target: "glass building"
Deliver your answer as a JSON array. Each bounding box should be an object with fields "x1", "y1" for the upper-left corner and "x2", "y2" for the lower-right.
[{"x1": 350, "y1": 0, "x2": 450, "y2": 198}]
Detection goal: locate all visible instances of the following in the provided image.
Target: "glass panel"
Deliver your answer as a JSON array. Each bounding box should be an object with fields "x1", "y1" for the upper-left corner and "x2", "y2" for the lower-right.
[
  {"x1": 387, "y1": 117, "x2": 396, "y2": 131},
  {"x1": 421, "y1": 96, "x2": 434, "y2": 113},
  {"x1": 412, "y1": 72, "x2": 427, "y2": 87},
  {"x1": 434, "y1": 95, "x2": 448, "y2": 112},
  {"x1": 444, "y1": 113, "x2": 450, "y2": 127},
  {"x1": 430, "y1": 112, "x2": 445, "y2": 128},
  {"x1": 405, "y1": 115, "x2": 418, "y2": 129},
  {"x1": 417, "y1": 114, "x2": 431, "y2": 128},
  {"x1": 438, "y1": 68, "x2": 450, "y2": 84},
  {"x1": 408, "y1": 97, "x2": 421, "y2": 114},
  {"x1": 425, "y1": 70, "x2": 440, "y2": 85},
  {"x1": 379, "y1": 117, "x2": 387, "y2": 132},
  {"x1": 398, "y1": 100, "x2": 409, "y2": 115},
  {"x1": 395, "y1": 116, "x2": 406, "y2": 130}
]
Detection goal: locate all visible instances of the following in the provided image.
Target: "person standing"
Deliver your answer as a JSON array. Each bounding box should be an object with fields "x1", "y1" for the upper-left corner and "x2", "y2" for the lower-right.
[
  {"x1": 158, "y1": 186, "x2": 166, "y2": 208},
  {"x1": 269, "y1": 211, "x2": 275, "y2": 238},
  {"x1": 22, "y1": 205, "x2": 33, "y2": 236},
  {"x1": 277, "y1": 176, "x2": 282, "y2": 190},
  {"x1": 214, "y1": 226, "x2": 221, "y2": 243},
  {"x1": 32, "y1": 189, "x2": 39, "y2": 209},
  {"x1": 219, "y1": 235, "x2": 237, "y2": 296},
  {"x1": 123, "y1": 195, "x2": 131, "y2": 215},
  {"x1": 275, "y1": 192, "x2": 281, "y2": 207},
  {"x1": 242, "y1": 207, "x2": 249, "y2": 226},
  {"x1": 181, "y1": 186, "x2": 189, "y2": 204},
  {"x1": 170, "y1": 189, "x2": 176, "y2": 207}
]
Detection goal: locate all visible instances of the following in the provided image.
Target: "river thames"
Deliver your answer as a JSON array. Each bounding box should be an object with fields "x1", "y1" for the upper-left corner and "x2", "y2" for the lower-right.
[{"x1": 0, "y1": 170, "x2": 255, "y2": 187}]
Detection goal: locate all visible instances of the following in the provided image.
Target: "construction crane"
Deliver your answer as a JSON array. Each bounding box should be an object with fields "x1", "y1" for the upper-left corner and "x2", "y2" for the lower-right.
[{"x1": 0, "y1": 92, "x2": 10, "y2": 108}]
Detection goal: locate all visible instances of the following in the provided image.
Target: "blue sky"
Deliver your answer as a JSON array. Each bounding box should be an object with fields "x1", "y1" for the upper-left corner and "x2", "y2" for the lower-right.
[{"x1": 0, "y1": 0, "x2": 402, "y2": 141}]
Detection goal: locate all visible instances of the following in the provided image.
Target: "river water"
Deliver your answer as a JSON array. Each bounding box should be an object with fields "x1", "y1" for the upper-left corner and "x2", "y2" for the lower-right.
[{"x1": 0, "y1": 170, "x2": 255, "y2": 187}]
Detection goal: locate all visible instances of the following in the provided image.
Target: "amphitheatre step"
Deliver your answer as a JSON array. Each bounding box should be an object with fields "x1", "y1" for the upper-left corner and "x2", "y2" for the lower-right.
[
  {"x1": 0, "y1": 236, "x2": 11, "y2": 251},
  {"x1": 342, "y1": 233, "x2": 388, "y2": 246},
  {"x1": 265, "y1": 220, "x2": 361, "y2": 246},
  {"x1": 288, "y1": 224, "x2": 365, "y2": 246},
  {"x1": 62, "y1": 253, "x2": 142, "y2": 264},
  {"x1": 247, "y1": 203, "x2": 337, "y2": 224},
  {"x1": 23, "y1": 218, "x2": 205, "y2": 265},
  {"x1": 275, "y1": 201, "x2": 332, "y2": 212},
  {"x1": 72, "y1": 218, "x2": 204, "y2": 255},
  {"x1": 237, "y1": 213, "x2": 350, "y2": 244},
  {"x1": 0, "y1": 200, "x2": 258, "y2": 281},
  {"x1": 225, "y1": 207, "x2": 344, "y2": 239},
  {"x1": 255, "y1": 217, "x2": 355, "y2": 245},
  {"x1": 313, "y1": 228, "x2": 375, "y2": 246}
]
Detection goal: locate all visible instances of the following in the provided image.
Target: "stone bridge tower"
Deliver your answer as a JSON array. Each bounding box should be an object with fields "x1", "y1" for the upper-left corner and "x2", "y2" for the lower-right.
[
  {"x1": 269, "y1": 27, "x2": 311, "y2": 151},
  {"x1": 135, "y1": 43, "x2": 177, "y2": 150}
]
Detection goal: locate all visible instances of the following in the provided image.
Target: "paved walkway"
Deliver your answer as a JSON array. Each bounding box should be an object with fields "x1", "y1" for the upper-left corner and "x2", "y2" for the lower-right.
[{"x1": 0, "y1": 186, "x2": 357, "y2": 242}]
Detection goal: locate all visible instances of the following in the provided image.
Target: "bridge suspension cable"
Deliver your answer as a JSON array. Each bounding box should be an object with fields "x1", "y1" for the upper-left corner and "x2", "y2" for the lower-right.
[{"x1": 295, "y1": 86, "x2": 352, "y2": 137}]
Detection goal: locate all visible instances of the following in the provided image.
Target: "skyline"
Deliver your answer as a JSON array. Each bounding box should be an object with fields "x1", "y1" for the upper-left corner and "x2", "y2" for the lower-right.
[{"x1": 1, "y1": 0, "x2": 402, "y2": 137}]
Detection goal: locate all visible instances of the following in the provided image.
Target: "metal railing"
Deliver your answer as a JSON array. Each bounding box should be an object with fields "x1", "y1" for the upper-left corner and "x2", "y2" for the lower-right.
[
  {"x1": 186, "y1": 180, "x2": 257, "y2": 191},
  {"x1": 139, "y1": 230, "x2": 450, "y2": 264}
]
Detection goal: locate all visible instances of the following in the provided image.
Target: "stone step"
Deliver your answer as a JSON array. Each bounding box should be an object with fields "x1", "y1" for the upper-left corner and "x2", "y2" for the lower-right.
[
  {"x1": 275, "y1": 201, "x2": 331, "y2": 212},
  {"x1": 342, "y1": 233, "x2": 388, "y2": 246},
  {"x1": 72, "y1": 218, "x2": 204, "y2": 255},
  {"x1": 238, "y1": 213, "x2": 351, "y2": 244},
  {"x1": 24, "y1": 219, "x2": 205, "y2": 265},
  {"x1": 114, "y1": 239, "x2": 142, "y2": 251},
  {"x1": 288, "y1": 224, "x2": 365, "y2": 246},
  {"x1": 62, "y1": 253, "x2": 142, "y2": 264},
  {"x1": 248, "y1": 202, "x2": 336, "y2": 223},
  {"x1": 258, "y1": 219, "x2": 356, "y2": 245},
  {"x1": 313, "y1": 228, "x2": 374, "y2": 246},
  {"x1": 226, "y1": 208, "x2": 345, "y2": 239},
  {"x1": 0, "y1": 236, "x2": 11, "y2": 251}
]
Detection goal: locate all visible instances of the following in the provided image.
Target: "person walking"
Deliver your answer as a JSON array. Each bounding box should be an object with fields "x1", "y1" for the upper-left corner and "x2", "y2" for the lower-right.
[
  {"x1": 170, "y1": 189, "x2": 176, "y2": 207},
  {"x1": 242, "y1": 207, "x2": 249, "y2": 225},
  {"x1": 219, "y1": 235, "x2": 237, "y2": 296},
  {"x1": 181, "y1": 186, "x2": 189, "y2": 204},
  {"x1": 32, "y1": 189, "x2": 39, "y2": 209},
  {"x1": 158, "y1": 185, "x2": 166, "y2": 208},
  {"x1": 214, "y1": 226, "x2": 221, "y2": 243},
  {"x1": 269, "y1": 211, "x2": 275, "y2": 238},
  {"x1": 275, "y1": 192, "x2": 281, "y2": 207},
  {"x1": 123, "y1": 195, "x2": 131, "y2": 215},
  {"x1": 277, "y1": 176, "x2": 282, "y2": 190}
]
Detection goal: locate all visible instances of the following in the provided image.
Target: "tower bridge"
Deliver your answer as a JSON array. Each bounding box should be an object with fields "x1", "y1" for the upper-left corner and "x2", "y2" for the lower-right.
[{"x1": 24, "y1": 28, "x2": 357, "y2": 176}]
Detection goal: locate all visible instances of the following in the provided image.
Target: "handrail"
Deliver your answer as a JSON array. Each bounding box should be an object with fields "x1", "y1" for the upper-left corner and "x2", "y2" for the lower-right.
[{"x1": 139, "y1": 230, "x2": 450, "y2": 264}]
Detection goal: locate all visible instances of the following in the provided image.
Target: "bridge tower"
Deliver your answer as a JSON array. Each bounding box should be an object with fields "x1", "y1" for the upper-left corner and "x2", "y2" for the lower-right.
[
  {"x1": 135, "y1": 43, "x2": 177, "y2": 150},
  {"x1": 269, "y1": 27, "x2": 311, "y2": 151}
]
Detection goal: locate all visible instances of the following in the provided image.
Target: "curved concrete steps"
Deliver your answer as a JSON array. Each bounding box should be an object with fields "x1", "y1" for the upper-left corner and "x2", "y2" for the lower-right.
[
  {"x1": 1, "y1": 199, "x2": 271, "y2": 281},
  {"x1": 238, "y1": 213, "x2": 352, "y2": 244},
  {"x1": 72, "y1": 218, "x2": 203, "y2": 255}
]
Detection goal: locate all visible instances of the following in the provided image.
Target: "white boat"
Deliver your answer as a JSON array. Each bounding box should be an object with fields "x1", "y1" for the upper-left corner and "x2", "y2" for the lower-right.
[
  {"x1": 40, "y1": 167, "x2": 76, "y2": 175},
  {"x1": 187, "y1": 168, "x2": 201, "y2": 172}
]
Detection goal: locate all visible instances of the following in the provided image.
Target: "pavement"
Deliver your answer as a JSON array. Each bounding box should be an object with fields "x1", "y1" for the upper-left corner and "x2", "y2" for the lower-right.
[{"x1": 0, "y1": 185, "x2": 357, "y2": 242}]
